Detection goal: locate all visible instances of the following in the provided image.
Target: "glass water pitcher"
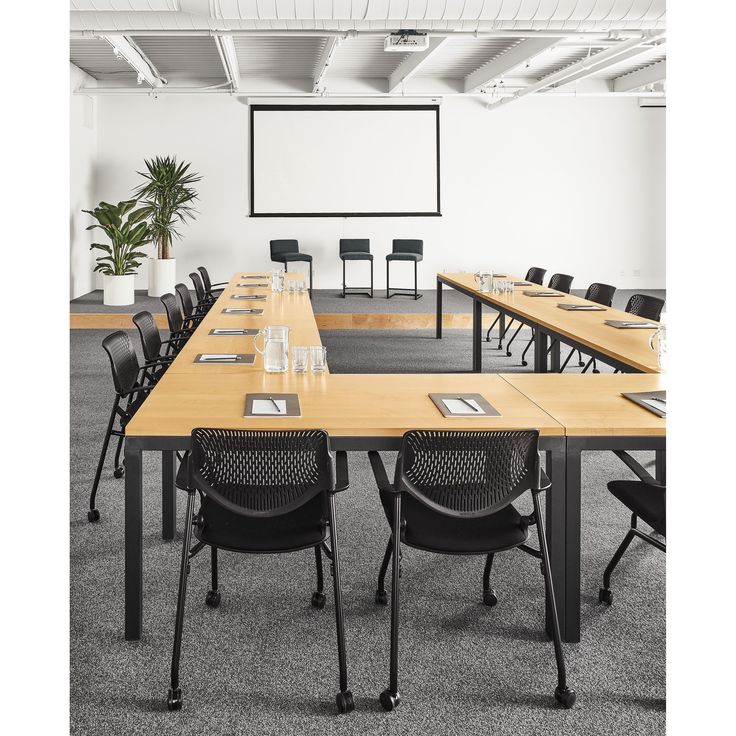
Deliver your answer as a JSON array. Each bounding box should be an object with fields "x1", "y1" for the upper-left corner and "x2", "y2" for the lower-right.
[
  {"x1": 474, "y1": 271, "x2": 493, "y2": 293},
  {"x1": 253, "y1": 325, "x2": 290, "y2": 373},
  {"x1": 649, "y1": 324, "x2": 666, "y2": 371},
  {"x1": 271, "y1": 268, "x2": 285, "y2": 293}
]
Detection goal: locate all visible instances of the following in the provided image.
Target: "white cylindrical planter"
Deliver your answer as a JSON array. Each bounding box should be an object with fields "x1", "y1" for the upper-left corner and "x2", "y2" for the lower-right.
[
  {"x1": 103, "y1": 274, "x2": 135, "y2": 306},
  {"x1": 148, "y1": 258, "x2": 177, "y2": 297}
]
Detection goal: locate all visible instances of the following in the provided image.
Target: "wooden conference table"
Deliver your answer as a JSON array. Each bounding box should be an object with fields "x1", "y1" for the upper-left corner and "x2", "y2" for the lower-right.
[
  {"x1": 436, "y1": 272, "x2": 661, "y2": 374},
  {"x1": 124, "y1": 272, "x2": 665, "y2": 644}
]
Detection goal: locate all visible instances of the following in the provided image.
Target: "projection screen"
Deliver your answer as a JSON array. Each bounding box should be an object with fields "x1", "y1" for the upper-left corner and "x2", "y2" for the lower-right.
[{"x1": 250, "y1": 105, "x2": 441, "y2": 217}]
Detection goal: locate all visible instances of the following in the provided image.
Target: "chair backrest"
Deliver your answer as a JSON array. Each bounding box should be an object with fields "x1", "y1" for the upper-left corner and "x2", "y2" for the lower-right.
[
  {"x1": 625, "y1": 293, "x2": 664, "y2": 321},
  {"x1": 175, "y1": 283, "x2": 195, "y2": 316},
  {"x1": 160, "y1": 293, "x2": 184, "y2": 333},
  {"x1": 270, "y1": 239, "x2": 299, "y2": 259},
  {"x1": 548, "y1": 273, "x2": 574, "y2": 293},
  {"x1": 132, "y1": 311, "x2": 162, "y2": 363},
  {"x1": 197, "y1": 266, "x2": 212, "y2": 292},
  {"x1": 190, "y1": 272, "x2": 207, "y2": 302},
  {"x1": 392, "y1": 239, "x2": 423, "y2": 256},
  {"x1": 395, "y1": 430, "x2": 540, "y2": 519},
  {"x1": 339, "y1": 238, "x2": 370, "y2": 255},
  {"x1": 189, "y1": 429, "x2": 334, "y2": 518},
  {"x1": 585, "y1": 282, "x2": 617, "y2": 307},
  {"x1": 525, "y1": 267, "x2": 546, "y2": 285},
  {"x1": 102, "y1": 331, "x2": 140, "y2": 396}
]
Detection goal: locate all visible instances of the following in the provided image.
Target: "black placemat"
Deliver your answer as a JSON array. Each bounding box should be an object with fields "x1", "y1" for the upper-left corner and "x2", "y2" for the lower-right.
[
  {"x1": 605, "y1": 319, "x2": 658, "y2": 329},
  {"x1": 622, "y1": 390, "x2": 666, "y2": 417},
  {"x1": 208, "y1": 328, "x2": 259, "y2": 336},
  {"x1": 194, "y1": 353, "x2": 255, "y2": 365},
  {"x1": 429, "y1": 393, "x2": 500, "y2": 418},
  {"x1": 231, "y1": 294, "x2": 267, "y2": 300},
  {"x1": 558, "y1": 304, "x2": 606, "y2": 311},
  {"x1": 222, "y1": 308, "x2": 264, "y2": 315},
  {"x1": 236, "y1": 283, "x2": 268, "y2": 288},
  {"x1": 523, "y1": 291, "x2": 561, "y2": 297}
]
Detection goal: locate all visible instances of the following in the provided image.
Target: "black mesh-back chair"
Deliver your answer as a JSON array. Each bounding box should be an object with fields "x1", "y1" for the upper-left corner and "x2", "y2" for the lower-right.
[
  {"x1": 270, "y1": 240, "x2": 313, "y2": 296},
  {"x1": 582, "y1": 292, "x2": 664, "y2": 373},
  {"x1": 190, "y1": 271, "x2": 218, "y2": 307},
  {"x1": 175, "y1": 283, "x2": 209, "y2": 324},
  {"x1": 88, "y1": 331, "x2": 164, "y2": 522},
  {"x1": 386, "y1": 239, "x2": 423, "y2": 299},
  {"x1": 167, "y1": 429, "x2": 354, "y2": 714},
  {"x1": 519, "y1": 273, "x2": 575, "y2": 367},
  {"x1": 197, "y1": 266, "x2": 227, "y2": 299},
  {"x1": 557, "y1": 282, "x2": 617, "y2": 372},
  {"x1": 339, "y1": 239, "x2": 373, "y2": 298},
  {"x1": 487, "y1": 266, "x2": 547, "y2": 350},
  {"x1": 368, "y1": 430, "x2": 575, "y2": 711},
  {"x1": 160, "y1": 293, "x2": 196, "y2": 347},
  {"x1": 599, "y1": 451, "x2": 666, "y2": 605},
  {"x1": 132, "y1": 311, "x2": 179, "y2": 380}
]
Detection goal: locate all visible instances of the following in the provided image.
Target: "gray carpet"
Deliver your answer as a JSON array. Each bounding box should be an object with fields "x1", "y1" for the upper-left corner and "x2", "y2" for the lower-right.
[
  {"x1": 70, "y1": 329, "x2": 665, "y2": 735},
  {"x1": 70, "y1": 287, "x2": 666, "y2": 316}
]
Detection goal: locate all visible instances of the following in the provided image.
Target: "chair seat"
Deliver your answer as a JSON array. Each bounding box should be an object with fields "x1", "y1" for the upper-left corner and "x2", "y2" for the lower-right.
[
  {"x1": 608, "y1": 480, "x2": 666, "y2": 535},
  {"x1": 273, "y1": 252, "x2": 312, "y2": 263},
  {"x1": 340, "y1": 252, "x2": 373, "y2": 261},
  {"x1": 386, "y1": 253, "x2": 423, "y2": 262},
  {"x1": 380, "y1": 491, "x2": 528, "y2": 554}
]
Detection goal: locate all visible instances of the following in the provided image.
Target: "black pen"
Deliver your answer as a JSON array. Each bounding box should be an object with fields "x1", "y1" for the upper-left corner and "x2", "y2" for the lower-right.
[
  {"x1": 268, "y1": 396, "x2": 282, "y2": 413},
  {"x1": 458, "y1": 397, "x2": 480, "y2": 413}
]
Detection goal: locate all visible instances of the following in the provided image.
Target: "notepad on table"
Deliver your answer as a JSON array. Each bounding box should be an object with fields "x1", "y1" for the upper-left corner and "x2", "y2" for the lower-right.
[
  {"x1": 622, "y1": 390, "x2": 666, "y2": 417},
  {"x1": 232, "y1": 294, "x2": 266, "y2": 300},
  {"x1": 236, "y1": 283, "x2": 268, "y2": 288},
  {"x1": 429, "y1": 393, "x2": 500, "y2": 418},
  {"x1": 222, "y1": 308, "x2": 263, "y2": 315},
  {"x1": 523, "y1": 291, "x2": 560, "y2": 297},
  {"x1": 209, "y1": 328, "x2": 259, "y2": 336},
  {"x1": 244, "y1": 393, "x2": 301, "y2": 417},
  {"x1": 605, "y1": 320, "x2": 658, "y2": 329},
  {"x1": 443, "y1": 398, "x2": 484, "y2": 414},
  {"x1": 194, "y1": 353, "x2": 255, "y2": 365},
  {"x1": 557, "y1": 304, "x2": 605, "y2": 311},
  {"x1": 252, "y1": 399, "x2": 286, "y2": 414}
]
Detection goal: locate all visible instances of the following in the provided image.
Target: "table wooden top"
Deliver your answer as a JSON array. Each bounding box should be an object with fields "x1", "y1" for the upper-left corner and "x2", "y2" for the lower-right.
[
  {"x1": 501, "y1": 373, "x2": 666, "y2": 436},
  {"x1": 168, "y1": 272, "x2": 323, "y2": 374},
  {"x1": 438, "y1": 272, "x2": 661, "y2": 374}
]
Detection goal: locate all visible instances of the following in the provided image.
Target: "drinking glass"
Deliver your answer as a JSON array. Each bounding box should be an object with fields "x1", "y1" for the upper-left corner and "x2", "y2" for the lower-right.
[
  {"x1": 295, "y1": 279, "x2": 306, "y2": 292},
  {"x1": 291, "y1": 346, "x2": 308, "y2": 373},
  {"x1": 310, "y1": 346, "x2": 327, "y2": 373},
  {"x1": 287, "y1": 279, "x2": 297, "y2": 293}
]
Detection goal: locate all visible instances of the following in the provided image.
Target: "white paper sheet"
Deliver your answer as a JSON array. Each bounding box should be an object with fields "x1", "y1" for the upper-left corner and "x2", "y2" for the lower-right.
[
  {"x1": 251, "y1": 399, "x2": 288, "y2": 415},
  {"x1": 442, "y1": 398, "x2": 484, "y2": 415}
]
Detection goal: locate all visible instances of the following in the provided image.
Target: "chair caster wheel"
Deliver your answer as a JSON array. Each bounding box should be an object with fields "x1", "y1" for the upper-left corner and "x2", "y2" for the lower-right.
[
  {"x1": 555, "y1": 686, "x2": 576, "y2": 709},
  {"x1": 87, "y1": 509, "x2": 100, "y2": 523},
  {"x1": 205, "y1": 590, "x2": 221, "y2": 608},
  {"x1": 167, "y1": 687, "x2": 182, "y2": 711},
  {"x1": 336, "y1": 690, "x2": 355, "y2": 714},
  {"x1": 311, "y1": 591, "x2": 326, "y2": 609},
  {"x1": 599, "y1": 588, "x2": 612, "y2": 605},
  {"x1": 592, "y1": 369, "x2": 600, "y2": 374},
  {"x1": 521, "y1": 360, "x2": 528, "y2": 367},
  {"x1": 375, "y1": 590, "x2": 388, "y2": 605},
  {"x1": 379, "y1": 689, "x2": 401, "y2": 712},
  {"x1": 506, "y1": 351, "x2": 512, "y2": 358},
  {"x1": 113, "y1": 466, "x2": 124, "y2": 479},
  {"x1": 483, "y1": 590, "x2": 498, "y2": 607}
]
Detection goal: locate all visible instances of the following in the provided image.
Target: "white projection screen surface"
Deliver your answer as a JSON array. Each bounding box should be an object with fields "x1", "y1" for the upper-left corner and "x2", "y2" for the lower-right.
[{"x1": 250, "y1": 105, "x2": 441, "y2": 217}]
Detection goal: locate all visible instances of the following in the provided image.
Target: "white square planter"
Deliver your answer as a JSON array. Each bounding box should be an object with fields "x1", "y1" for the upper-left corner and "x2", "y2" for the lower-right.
[
  {"x1": 148, "y1": 258, "x2": 177, "y2": 297},
  {"x1": 103, "y1": 274, "x2": 135, "y2": 306}
]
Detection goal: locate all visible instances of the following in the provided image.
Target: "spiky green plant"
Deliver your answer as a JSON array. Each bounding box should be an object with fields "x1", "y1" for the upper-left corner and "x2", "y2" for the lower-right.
[
  {"x1": 84, "y1": 200, "x2": 152, "y2": 275},
  {"x1": 134, "y1": 156, "x2": 201, "y2": 259}
]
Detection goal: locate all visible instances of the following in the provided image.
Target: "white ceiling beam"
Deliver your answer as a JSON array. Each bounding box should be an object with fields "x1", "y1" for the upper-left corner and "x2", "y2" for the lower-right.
[
  {"x1": 214, "y1": 35, "x2": 240, "y2": 91},
  {"x1": 488, "y1": 32, "x2": 663, "y2": 109},
  {"x1": 313, "y1": 36, "x2": 341, "y2": 92},
  {"x1": 464, "y1": 37, "x2": 565, "y2": 93},
  {"x1": 102, "y1": 34, "x2": 166, "y2": 87},
  {"x1": 613, "y1": 59, "x2": 666, "y2": 93},
  {"x1": 388, "y1": 37, "x2": 448, "y2": 94}
]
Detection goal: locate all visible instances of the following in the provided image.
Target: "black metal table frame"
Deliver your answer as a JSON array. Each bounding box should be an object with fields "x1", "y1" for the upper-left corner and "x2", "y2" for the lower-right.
[{"x1": 435, "y1": 275, "x2": 646, "y2": 374}]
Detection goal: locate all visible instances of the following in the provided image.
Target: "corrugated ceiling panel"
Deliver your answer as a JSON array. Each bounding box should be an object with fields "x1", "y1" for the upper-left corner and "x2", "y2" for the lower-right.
[
  {"x1": 70, "y1": 38, "x2": 136, "y2": 80},
  {"x1": 233, "y1": 36, "x2": 327, "y2": 78},
  {"x1": 413, "y1": 37, "x2": 522, "y2": 79},
  {"x1": 133, "y1": 36, "x2": 226, "y2": 80},
  {"x1": 326, "y1": 36, "x2": 409, "y2": 78}
]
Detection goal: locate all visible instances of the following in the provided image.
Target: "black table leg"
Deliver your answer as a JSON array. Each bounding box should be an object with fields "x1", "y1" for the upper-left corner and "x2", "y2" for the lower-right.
[
  {"x1": 472, "y1": 299, "x2": 482, "y2": 372},
  {"x1": 435, "y1": 278, "x2": 443, "y2": 339},
  {"x1": 534, "y1": 330, "x2": 549, "y2": 373},
  {"x1": 162, "y1": 450, "x2": 176, "y2": 540},
  {"x1": 497, "y1": 313, "x2": 505, "y2": 350},
  {"x1": 550, "y1": 339, "x2": 561, "y2": 373},
  {"x1": 125, "y1": 439, "x2": 143, "y2": 641},
  {"x1": 562, "y1": 438, "x2": 582, "y2": 643},
  {"x1": 655, "y1": 448, "x2": 666, "y2": 483}
]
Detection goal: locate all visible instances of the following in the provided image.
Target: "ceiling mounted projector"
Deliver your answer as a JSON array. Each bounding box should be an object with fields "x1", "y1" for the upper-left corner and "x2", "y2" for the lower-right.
[{"x1": 384, "y1": 31, "x2": 430, "y2": 52}]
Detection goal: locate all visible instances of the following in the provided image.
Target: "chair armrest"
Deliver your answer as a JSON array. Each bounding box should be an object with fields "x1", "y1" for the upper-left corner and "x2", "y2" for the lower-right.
[
  {"x1": 333, "y1": 451, "x2": 349, "y2": 493},
  {"x1": 613, "y1": 450, "x2": 663, "y2": 487},
  {"x1": 368, "y1": 451, "x2": 396, "y2": 494},
  {"x1": 536, "y1": 468, "x2": 552, "y2": 492},
  {"x1": 210, "y1": 282, "x2": 228, "y2": 287},
  {"x1": 123, "y1": 384, "x2": 154, "y2": 397}
]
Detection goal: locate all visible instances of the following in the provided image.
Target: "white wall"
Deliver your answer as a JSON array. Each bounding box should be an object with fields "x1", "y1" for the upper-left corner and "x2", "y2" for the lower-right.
[
  {"x1": 88, "y1": 93, "x2": 664, "y2": 292},
  {"x1": 70, "y1": 64, "x2": 98, "y2": 298}
]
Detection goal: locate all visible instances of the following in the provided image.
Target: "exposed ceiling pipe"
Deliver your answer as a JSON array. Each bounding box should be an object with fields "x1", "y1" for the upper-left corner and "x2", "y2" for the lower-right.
[
  {"x1": 313, "y1": 36, "x2": 342, "y2": 93},
  {"x1": 213, "y1": 35, "x2": 239, "y2": 92},
  {"x1": 102, "y1": 34, "x2": 167, "y2": 87},
  {"x1": 487, "y1": 32, "x2": 664, "y2": 109}
]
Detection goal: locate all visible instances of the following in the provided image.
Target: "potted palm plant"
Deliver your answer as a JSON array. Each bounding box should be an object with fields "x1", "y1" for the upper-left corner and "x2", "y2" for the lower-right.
[
  {"x1": 134, "y1": 156, "x2": 201, "y2": 297},
  {"x1": 85, "y1": 200, "x2": 151, "y2": 306}
]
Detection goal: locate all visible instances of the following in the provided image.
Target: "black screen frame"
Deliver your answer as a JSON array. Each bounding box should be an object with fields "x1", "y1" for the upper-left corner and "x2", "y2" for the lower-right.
[{"x1": 249, "y1": 104, "x2": 441, "y2": 218}]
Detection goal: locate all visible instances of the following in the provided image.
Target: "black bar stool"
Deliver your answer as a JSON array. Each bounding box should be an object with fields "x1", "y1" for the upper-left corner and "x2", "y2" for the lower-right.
[
  {"x1": 339, "y1": 239, "x2": 373, "y2": 297},
  {"x1": 386, "y1": 239, "x2": 423, "y2": 299},
  {"x1": 270, "y1": 239, "x2": 313, "y2": 297}
]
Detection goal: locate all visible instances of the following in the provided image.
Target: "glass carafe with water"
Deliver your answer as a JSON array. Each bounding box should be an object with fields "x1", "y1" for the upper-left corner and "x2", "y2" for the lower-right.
[
  {"x1": 649, "y1": 324, "x2": 666, "y2": 371},
  {"x1": 271, "y1": 268, "x2": 285, "y2": 293},
  {"x1": 253, "y1": 325, "x2": 290, "y2": 372},
  {"x1": 474, "y1": 271, "x2": 493, "y2": 293}
]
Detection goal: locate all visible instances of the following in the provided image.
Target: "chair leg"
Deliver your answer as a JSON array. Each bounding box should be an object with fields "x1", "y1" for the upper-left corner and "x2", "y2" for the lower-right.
[
  {"x1": 599, "y1": 514, "x2": 638, "y2": 605},
  {"x1": 386, "y1": 260, "x2": 390, "y2": 298},
  {"x1": 113, "y1": 433, "x2": 125, "y2": 478},
  {"x1": 309, "y1": 262, "x2": 313, "y2": 299},
  {"x1": 167, "y1": 490, "x2": 196, "y2": 711},
  {"x1": 577, "y1": 350, "x2": 585, "y2": 367},
  {"x1": 379, "y1": 495, "x2": 403, "y2": 712},
  {"x1": 559, "y1": 347, "x2": 576, "y2": 373},
  {"x1": 341, "y1": 260, "x2": 346, "y2": 298},
  {"x1": 375, "y1": 538, "x2": 392, "y2": 605},
  {"x1": 505, "y1": 322, "x2": 524, "y2": 357},
  {"x1": 521, "y1": 332, "x2": 535, "y2": 367},
  {"x1": 370, "y1": 259, "x2": 374, "y2": 298},
  {"x1": 485, "y1": 314, "x2": 500, "y2": 343},
  {"x1": 414, "y1": 261, "x2": 418, "y2": 300},
  {"x1": 311, "y1": 544, "x2": 326, "y2": 609},
  {"x1": 88, "y1": 399, "x2": 119, "y2": 522},
  {"x1": 482, "y1": 553, "x2": 498, "y2": 606},
  {"x1": 327, "y1": 494, "x2": 354, "y2": 714},
  {"x1": 205, "y1": 547, "x2": 221, "y2": 608},
  {"x1": 581, "y1": 357, "x2": 595, "y2": 373},
  {"x1": 533, "y1": 492, "x2": 576, "y2": 709}
]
